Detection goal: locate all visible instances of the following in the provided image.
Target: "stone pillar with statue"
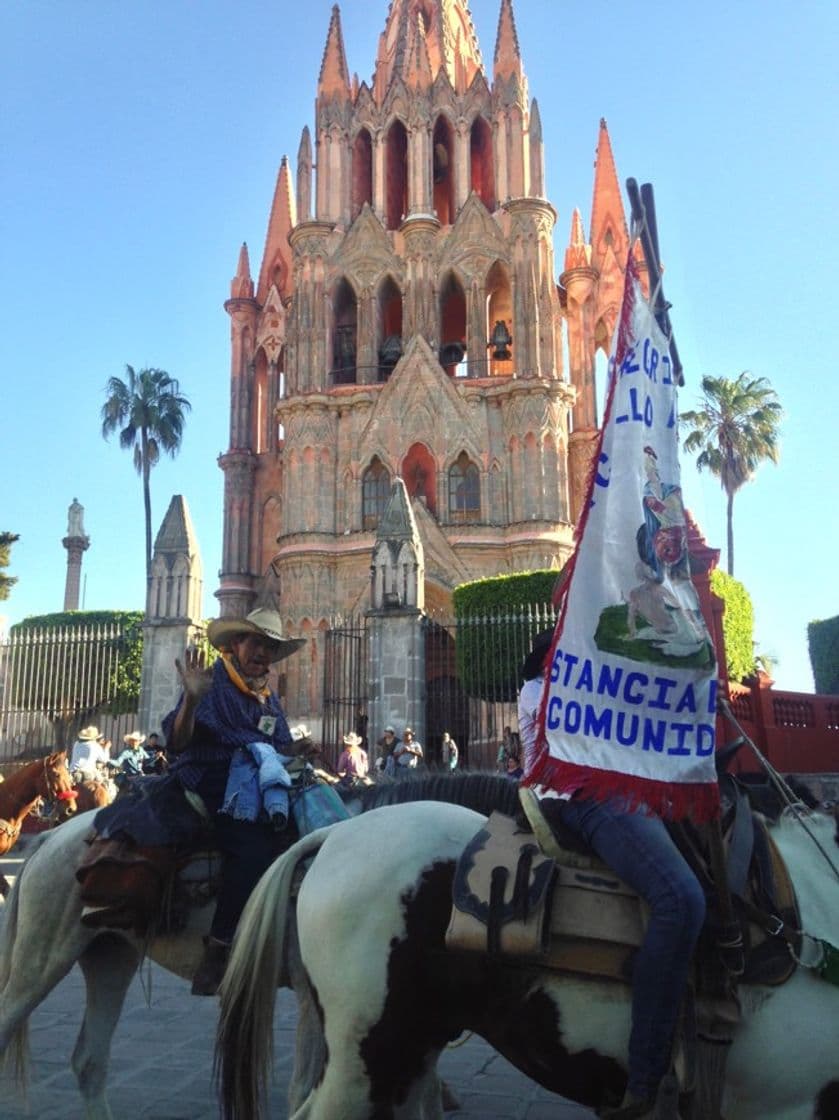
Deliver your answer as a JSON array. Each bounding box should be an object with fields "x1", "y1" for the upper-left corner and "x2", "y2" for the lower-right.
[{"x1": 62, "y1": 498, "x2": 90, "y2": 611}]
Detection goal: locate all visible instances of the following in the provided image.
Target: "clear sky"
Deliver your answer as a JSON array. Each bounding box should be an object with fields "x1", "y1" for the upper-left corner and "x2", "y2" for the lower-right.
[{"x1": 1, "y1": 0, "x2": 836, "y2": 693}]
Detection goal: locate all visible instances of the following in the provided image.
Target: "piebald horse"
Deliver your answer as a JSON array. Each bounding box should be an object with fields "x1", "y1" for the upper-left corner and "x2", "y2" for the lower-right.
[
  {"x1": 216, "y1": 800, "x2": 839, "y2": 1120},
  {"x1": 0, "y1": 775, "x2": 515, "y2": 1119}
]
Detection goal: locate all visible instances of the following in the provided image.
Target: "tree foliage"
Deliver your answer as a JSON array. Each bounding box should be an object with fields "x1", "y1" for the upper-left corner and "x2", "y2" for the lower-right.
[
  {"x1": 680, "y1": 373, "x2": 782, "y2": 576},
  {"x1": 453, "y1": 571, "x2": 559, "y2": 702},
  {"x1": 0, "y1": 531, "x2": 19, "y2": 602},
  {"x1": 710, "y1": 569, "x2": 755, "y2": 683},
  {"x1": 101, "y1": 365, "x2": 191, "y2": 586},
  {"x1": 807, "y1": 616, "x2": 839, "y2": 695}
]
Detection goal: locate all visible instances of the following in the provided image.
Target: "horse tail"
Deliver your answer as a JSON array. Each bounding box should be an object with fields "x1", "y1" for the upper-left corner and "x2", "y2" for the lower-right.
[
  {"x1": 215, "y1": 824, "x2": 335, "y2": 1120},
  {"x1": 0, "y1": 846, "x2": 37, "y2": 1088}
]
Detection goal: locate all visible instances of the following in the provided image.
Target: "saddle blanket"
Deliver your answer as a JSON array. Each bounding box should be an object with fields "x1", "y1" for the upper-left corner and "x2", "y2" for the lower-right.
[{"x1": 445, "y1": 808, "x2": 799, "y2": 988}]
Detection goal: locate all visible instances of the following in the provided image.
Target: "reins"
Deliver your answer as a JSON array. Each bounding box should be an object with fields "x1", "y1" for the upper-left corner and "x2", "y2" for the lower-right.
[{"x1": 720, "y1": 700, "x2": 839, "y2": 884}]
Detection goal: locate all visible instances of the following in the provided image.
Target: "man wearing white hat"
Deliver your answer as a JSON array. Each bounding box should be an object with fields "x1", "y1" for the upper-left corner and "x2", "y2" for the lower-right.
[
  {"x1": 109, "y1": 731, "x2": 150, "y2": 784},
  {"x1": 336, "y1": 731, "x2": 369, "y2": 784},
  {"x1": 69, "y1": 725, "x2": 109, "y2": 781}
]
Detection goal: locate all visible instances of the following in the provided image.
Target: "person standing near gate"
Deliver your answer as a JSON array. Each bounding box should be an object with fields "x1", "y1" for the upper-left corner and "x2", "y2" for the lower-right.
[
  {"x1": 393, "y1": 727, "x2": 423, "y2": 775},
  {"x1": 441, "y1": 731, "x2": 458, "y2": 771}
]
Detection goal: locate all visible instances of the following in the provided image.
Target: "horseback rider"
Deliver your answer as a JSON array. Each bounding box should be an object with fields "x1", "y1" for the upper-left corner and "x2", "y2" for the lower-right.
[
  {"x1": 518, "y1": 630, "x2": 705, "y2": 1120},
  {"x1": 163, "y1": 607, "x2": 313, "y2": 996}
]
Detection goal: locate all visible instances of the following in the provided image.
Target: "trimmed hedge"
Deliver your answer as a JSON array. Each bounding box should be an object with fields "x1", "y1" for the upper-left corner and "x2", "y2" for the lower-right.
[
  {"x1": 808, "y1": 616, "x2": 839, "y2": 695},
  {"x1": 452, "y1": 570, "x2": 560, "y2": 701},
  {"x1": 709, "y1": 570, "x2": 754, "y2": 683}
]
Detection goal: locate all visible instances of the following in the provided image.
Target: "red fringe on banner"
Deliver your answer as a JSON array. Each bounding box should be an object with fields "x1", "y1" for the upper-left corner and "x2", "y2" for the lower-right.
[{"x1": 525, "y1": 752, "x2": 721, "y2": 824}]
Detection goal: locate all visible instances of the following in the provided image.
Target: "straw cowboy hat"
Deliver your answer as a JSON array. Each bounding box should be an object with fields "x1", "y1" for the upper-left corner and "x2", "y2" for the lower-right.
[
  {"x1": 207, "y1": 607, "x2": 306, "y2": 662},
  {"x1": 342, "y1": 731, "x2": 363, "y2": 747},
  {"x1": 123, "y1": 731, "x2": 146, "y2": 746},
  {"x1": 77, "y1": 725, "x2": 101, "y2": 742}
]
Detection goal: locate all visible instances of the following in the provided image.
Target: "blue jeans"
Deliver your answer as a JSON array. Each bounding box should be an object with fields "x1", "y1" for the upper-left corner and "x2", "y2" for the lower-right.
[{"x1": 544, "y1": 796, "x2": 706, "y2": 1099}]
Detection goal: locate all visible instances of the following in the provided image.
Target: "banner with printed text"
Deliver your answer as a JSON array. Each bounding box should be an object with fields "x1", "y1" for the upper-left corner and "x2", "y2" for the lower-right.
[{"x1": 526, "y1": 254, "x2": 720, "y2": 821}]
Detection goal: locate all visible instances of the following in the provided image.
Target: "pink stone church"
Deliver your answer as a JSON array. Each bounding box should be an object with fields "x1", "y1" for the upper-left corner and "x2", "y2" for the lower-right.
[{"x1": 216, "y1": 0, "x2": 637, "y2": 723}]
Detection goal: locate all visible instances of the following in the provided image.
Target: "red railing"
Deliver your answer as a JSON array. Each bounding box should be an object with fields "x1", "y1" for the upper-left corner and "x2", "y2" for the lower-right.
[{"x1": 726, "y1": 674, "x2": 839, "y2": 773}]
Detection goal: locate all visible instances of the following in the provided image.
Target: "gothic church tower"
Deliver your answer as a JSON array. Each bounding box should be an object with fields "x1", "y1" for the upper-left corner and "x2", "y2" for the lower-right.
[{"x1": 217, "y1": 0, "x2": 630, "y2": 723}]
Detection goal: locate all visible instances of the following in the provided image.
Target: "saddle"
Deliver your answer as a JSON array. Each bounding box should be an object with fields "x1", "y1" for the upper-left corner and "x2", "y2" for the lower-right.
[
  {"x1": 76, "y1": 832, "x2": 221, "y2": 937},
  {"x1": 445, "y1": 783, "x2": 800, "y2": 992}
]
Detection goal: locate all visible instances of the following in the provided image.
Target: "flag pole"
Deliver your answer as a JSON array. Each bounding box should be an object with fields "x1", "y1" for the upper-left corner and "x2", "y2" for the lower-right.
[
  {"x1": 627, "y1": 175, "x2": 743, "y2": 979},
  {"x1": 625, "y1": 179, "x2": 683, "y2": 386}
]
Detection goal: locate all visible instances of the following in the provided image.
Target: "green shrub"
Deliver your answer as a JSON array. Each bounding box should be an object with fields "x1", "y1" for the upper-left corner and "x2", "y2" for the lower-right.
[
  {"x1": 709, "y1": 570, "x2": 754, "y2": 683},
  {"x1": 808, "y1": 616, "x2": 839, "y2": 695},
  {"x1": 453, "y1": 571, "x2": 559, "y2": 701}
]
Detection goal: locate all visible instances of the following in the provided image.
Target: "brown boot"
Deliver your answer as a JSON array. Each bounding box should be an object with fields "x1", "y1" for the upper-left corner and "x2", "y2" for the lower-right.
[{"x1": 191, "y1": 937, "x2": 230, "y2": 997}]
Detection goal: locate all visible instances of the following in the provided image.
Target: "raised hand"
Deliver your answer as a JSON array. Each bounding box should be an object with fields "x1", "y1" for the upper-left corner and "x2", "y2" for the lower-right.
[{"x1": 175, "y1": 647, "x2": 213, "y2": 702}]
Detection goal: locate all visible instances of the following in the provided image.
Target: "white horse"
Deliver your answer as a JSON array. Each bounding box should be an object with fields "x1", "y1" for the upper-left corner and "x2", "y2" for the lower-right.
[
  {"x1": 217, "y1": 801, "x2": 839, "y2": 1120},
  {"x1": 0, "y1": 774, "x2": 517, "y2": 1119},
  {"x1": 0, "y1": 810, "x2": 218, "y2": 1120}
]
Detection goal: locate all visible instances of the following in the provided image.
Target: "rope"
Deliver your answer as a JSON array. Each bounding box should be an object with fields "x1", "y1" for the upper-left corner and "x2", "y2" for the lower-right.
[{"x1": 719, "y1": 700, "x2": 839, "y2": 884}]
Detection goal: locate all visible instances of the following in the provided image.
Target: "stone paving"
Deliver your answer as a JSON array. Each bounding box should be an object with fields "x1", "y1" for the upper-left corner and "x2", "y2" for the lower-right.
[{"x1": 0, "y1": 849, "x2": 596, "y2": 1120}]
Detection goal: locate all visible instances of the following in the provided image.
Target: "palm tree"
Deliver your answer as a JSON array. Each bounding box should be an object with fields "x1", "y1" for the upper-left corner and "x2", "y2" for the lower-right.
[
  {"x1": 680, "y1": 372, "x2": 782, "y2": 576},
  {"x1": 101, "y1": 365, "x2": 191, "y2": 586}
]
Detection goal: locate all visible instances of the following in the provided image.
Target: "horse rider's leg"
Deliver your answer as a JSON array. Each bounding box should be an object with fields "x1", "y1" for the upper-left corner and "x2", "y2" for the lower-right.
[{"x1": 72, "y1": 933, "x2": 141, "y2": 1120}]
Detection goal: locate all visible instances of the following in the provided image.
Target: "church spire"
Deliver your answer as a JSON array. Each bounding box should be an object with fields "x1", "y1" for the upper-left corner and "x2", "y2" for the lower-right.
[
  {"x1": 589, "y1": 118, "x2": 628, "y2": 272},
  {"x1": 230, "y1": 242, "x2": 254, "y2": 300},
  {"x1": 405, "y1": 10, "x2": 434, "y2": 91},
  {"x1": 373, "y1": 0, "x2": 483, "y2": 103},
  {"x1": 318, "y1": 4, "x2": 351, "y2": 101},
  {"x1": 257, "y1": 156, "x2": 296, "y2": 305},
  {"x1": 493, "y1": 0, "x2": 523, "y2": 82},
  {"x1": 564, "y1": 208, "x2": 591, "y2": 271}
]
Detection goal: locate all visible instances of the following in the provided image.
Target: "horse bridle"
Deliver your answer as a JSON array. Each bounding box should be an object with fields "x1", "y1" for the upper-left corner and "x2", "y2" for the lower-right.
[{"x1": 44, "y1": 755, "x2": 77, "y2": 804}]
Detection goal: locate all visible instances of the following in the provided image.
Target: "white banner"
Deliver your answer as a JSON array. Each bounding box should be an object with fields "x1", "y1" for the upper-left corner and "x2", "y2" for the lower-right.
[{"x1": 528, "y1": 256, "x2": 719, "y2": 821}]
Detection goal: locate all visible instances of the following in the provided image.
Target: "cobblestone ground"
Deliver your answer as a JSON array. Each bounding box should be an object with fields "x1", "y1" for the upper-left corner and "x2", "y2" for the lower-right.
[{"x1": 0, "y1": 960, "x2": 596, "y2": 1120}]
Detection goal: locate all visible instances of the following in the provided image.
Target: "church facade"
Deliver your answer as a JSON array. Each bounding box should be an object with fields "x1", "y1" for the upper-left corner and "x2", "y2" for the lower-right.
[{"x1": 217, "y1": 0, "x2": 634, "y2": 723}]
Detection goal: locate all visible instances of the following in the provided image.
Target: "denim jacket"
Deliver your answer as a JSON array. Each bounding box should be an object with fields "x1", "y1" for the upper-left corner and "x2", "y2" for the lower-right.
[{"x1": 220, "y1": 742, "x2": 293, "y2": 824}]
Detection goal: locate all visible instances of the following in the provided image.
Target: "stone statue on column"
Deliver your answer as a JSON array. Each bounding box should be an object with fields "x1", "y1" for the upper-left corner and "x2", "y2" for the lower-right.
[{"x1": 62, "y1": 497, "x2": 90, "y2": 611}]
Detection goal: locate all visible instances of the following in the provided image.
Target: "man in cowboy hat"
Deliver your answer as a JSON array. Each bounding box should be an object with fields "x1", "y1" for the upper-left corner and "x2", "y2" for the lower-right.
[
  {"x1": 336, "y1": 730, "x2": 369, "y2": 784},
  {"x1": 70, "y1": 725, "x2": 109, "y2": 781},
  {"x1": 162, "y1": 606, "x2": 312, "y2": 995},
  {"x1": 109, "y1": 731, "x2": 150, "y2": 783}
]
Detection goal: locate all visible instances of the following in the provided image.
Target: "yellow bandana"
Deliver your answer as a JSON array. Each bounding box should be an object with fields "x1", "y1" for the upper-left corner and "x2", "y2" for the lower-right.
[{"x1": 221, "y1": 653, "x2": 270, "y2": 702}]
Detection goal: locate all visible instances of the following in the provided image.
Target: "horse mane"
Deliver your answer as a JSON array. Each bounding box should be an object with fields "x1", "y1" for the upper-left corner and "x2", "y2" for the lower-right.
[{"x1": 339, "y1": 771, "x2": 520, "y2": 819}]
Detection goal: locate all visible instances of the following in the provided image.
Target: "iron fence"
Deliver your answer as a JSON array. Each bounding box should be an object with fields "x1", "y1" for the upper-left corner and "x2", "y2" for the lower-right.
[
  {"x1": 0, "y1": 622, "x2": 140, "y2": 761},
  {"x1": 321, "y1": 603, "x2": 556, "y2": 772}
]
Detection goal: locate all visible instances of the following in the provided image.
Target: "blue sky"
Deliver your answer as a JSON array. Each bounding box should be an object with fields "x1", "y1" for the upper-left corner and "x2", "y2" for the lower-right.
[{"x1": 1, "y1": 0, "x2": 836, "y2": 693}]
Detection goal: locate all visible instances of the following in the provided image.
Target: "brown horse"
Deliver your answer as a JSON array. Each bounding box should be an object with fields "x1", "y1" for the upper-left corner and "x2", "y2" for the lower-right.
[
  {"x1": 0, "y1": 752, "x2": 77, "y2": 895},
  {"x1": 71, "y1": 776, "x2": 116, "y2": 815}
]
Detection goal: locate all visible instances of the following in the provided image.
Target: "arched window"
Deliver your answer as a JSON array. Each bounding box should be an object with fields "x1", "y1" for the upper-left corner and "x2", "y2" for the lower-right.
[
  {"x1": 439, "y1": 271, "x2": 467, "y2": 376},
  {"x1": 402, "y1": 443, "x2": 437, "y2": 516},
  {"x1": 385, "y1": 119, "x2": 409, "y2": 230},
  {"x1": 486, "y1": 260, "x2": 513, "y2": 375},
  {"x1": 362, "y1": 457, "x2": 391, "y2": 530},
  {"x1": 332, "y1": 278, "x2": 358, "y2": 384},
  {"x1": 351, "y1": 128, "x2": 373, "y2": 222},
  {"x1": 470, "y1": 116, "x2": 495, "y2": 210},
  {"x1": 377, "y1": 276, "x2": 403, "y2": 382},
  {"x1": 432, "y1": 116, "x2": 455, "y2": 225},
  {"x1": 448, "y1": 453, "x2": 480, "y2": 523}
]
